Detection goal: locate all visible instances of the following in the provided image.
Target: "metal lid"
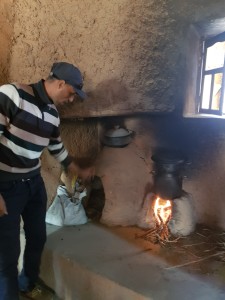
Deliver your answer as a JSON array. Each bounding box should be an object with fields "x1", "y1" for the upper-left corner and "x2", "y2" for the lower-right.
[{"x1": 104, "y1": 126, "x2": 131, "y2": 138}]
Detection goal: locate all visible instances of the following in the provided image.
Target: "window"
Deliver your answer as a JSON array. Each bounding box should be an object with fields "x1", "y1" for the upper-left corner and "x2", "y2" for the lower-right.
[{"x1": 198, "y1": 32, "x2": 225, "y2": 115}]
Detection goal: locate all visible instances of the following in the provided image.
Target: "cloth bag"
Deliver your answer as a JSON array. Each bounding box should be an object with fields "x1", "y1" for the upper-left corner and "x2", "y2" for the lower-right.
[{"x1": 45, "y1": 185, "x2": 88, "y2": 226}]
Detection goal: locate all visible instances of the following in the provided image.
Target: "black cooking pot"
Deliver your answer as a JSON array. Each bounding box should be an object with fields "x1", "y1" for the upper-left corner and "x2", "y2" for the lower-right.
[
  {"x1": 151, "y1": 150, "x2": 187, "y2": 199},
  {"x1": 152, "y1": 173, "x2": 183, "y2": 199},
  {"x1": 102, "y1": 126, "x2": 134, "y2": 148},
  {"x1": 152, "y1": 151, "x2": 186, "y2": 174}
]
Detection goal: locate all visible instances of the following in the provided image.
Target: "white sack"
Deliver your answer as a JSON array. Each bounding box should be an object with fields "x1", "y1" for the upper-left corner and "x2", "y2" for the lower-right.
[{"x1": 46, "y1": 185, "x2": 88, "y2": 226}]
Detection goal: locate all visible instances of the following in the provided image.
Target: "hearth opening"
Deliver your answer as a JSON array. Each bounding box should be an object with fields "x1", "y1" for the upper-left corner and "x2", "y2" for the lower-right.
[{"x1": 137, "y1": 149, "x2": 196, "y2": 244}]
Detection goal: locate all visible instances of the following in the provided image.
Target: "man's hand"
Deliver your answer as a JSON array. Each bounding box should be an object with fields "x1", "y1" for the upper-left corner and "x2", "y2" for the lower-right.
[
  {"x1": 0, "y1": 194, "x2": 8, "y2": 217},
  {"x1": 60, "y1": 171, "x2": 76, "y2": 195}
]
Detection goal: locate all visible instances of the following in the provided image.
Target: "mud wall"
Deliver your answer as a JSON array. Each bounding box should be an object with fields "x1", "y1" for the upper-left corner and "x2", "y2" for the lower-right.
[
  {"x1": 4, "y1": 0, "x2": 225, "y2": 116},
  {"x1": 0, "y1": 0, "x2": 14, "y2": 84}
]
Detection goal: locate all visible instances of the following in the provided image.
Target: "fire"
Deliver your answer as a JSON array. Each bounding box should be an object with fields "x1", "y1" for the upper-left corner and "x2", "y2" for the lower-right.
[
  {"x1": 136, "y1": 194, "x2": 174, "y2": 244},
  {"x1": 153, "y1": 197, "x2": 172, "y2": 225}
]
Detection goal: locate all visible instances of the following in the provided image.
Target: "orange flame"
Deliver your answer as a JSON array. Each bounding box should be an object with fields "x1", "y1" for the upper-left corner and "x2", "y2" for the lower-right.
[{"x1": 153, "y1": 197, "x2": 172, "y2": 224}]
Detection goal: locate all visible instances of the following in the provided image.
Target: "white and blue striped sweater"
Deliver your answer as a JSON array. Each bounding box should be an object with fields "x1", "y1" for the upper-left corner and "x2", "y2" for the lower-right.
[{"x1": 0, "y1": 80, "x2": 71, "y2": 181}]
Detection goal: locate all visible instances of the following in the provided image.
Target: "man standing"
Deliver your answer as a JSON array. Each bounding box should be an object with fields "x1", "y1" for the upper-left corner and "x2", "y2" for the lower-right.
[{"x1": 0, "y1": 62, "x2": 93, "y2": 299}]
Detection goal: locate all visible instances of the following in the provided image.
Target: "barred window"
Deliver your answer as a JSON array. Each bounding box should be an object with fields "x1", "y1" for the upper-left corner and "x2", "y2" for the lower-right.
[{"x1": 198, "y1": 32, "x2": 225, "y2": 115}]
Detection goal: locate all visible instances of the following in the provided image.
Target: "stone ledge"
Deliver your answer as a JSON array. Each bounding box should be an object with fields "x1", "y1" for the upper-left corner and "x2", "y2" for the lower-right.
[{"x1": 39, "y1": 223, "x2": 225, "y2": 300}]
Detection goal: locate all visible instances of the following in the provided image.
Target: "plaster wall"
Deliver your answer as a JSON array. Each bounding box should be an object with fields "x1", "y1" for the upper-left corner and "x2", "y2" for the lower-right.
[
  {"x1": 3, "y1": 0, "x2": 225, "y2": 116},
  {"x1": 0, "y1": 0, "x2": 14, "y2": 84}
]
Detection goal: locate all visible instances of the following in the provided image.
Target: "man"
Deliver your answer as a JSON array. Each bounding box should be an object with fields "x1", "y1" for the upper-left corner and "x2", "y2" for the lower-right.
[{"x1": 0, "y1": 62, "x2": 94, "y2": 300}]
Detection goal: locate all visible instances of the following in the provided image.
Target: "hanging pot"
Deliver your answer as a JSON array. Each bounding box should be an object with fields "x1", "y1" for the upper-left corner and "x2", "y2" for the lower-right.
[{"x1": 102, "y1": 125, "x2": 134, "y2": 148}]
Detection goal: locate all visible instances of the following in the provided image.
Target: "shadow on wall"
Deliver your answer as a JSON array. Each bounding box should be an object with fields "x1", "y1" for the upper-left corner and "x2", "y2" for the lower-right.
[
  {"x1": 149, "y1": 114, "x2": 225, "y2": 172},
  {"x1": 58, "y1": 78, "x2": 131, "y2": 117},
  {"x1": 88, "y1": 78, "x2": 131, "y2": 109}
]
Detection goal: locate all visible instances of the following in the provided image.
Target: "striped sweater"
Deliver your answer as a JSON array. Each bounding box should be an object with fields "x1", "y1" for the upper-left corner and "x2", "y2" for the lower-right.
[{"x1": 0, "y1": 80, "x2": 71, "y2": 181}]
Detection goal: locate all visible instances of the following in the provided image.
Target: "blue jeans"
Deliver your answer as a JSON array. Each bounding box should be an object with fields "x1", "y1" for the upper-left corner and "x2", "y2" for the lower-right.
[{"x1": 0, "y1": 174, "x2": 47, "y2": 300}]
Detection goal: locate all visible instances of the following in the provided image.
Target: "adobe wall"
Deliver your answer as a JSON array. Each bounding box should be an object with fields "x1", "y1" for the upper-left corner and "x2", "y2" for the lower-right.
[
  {"x1": 0, "y1": 0, "x2": 15, "y2": 84},
  {"x1": 5, "y1": 0, "x2": 225, "y2": 116}
]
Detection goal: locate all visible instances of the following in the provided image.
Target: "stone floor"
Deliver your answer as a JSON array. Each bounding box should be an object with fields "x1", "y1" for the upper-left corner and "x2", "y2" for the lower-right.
[{"x1": 37, "y1": 222, "x2": 225, "y2": 300}]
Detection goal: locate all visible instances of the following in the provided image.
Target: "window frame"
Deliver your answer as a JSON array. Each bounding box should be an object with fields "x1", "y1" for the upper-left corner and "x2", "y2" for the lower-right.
[{"x1": 198, "y1": 31, "x2": 225, "y2": 116}]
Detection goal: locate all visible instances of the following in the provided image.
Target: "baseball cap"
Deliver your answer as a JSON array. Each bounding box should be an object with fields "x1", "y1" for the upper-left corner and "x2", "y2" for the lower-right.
[{"x1": 50, "y1": 62, "x2": 87, "y2": 100}]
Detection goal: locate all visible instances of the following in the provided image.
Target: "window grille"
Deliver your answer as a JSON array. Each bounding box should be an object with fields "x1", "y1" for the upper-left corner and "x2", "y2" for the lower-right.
[{"x1": 198, "y1": 32, "x2": 225, "y2": 115}]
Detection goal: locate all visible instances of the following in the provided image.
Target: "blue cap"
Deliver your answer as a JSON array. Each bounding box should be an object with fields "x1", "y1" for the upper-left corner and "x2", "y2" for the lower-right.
[{"x1": 50, "y1": 62, "x2": 87, "y2": 100}]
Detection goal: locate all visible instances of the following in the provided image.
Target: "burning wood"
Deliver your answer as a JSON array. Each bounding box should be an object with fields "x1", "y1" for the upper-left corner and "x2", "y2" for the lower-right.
[{"x1": 136, "y1": 196, "x2": 179, "y2": 245}]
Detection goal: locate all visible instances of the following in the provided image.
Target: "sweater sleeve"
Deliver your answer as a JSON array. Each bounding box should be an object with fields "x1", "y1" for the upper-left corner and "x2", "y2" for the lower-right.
[
  {"x1": 47, "y1": 126, "x2": 72, "y2": 168},
  {"x1": 0, "y1": 84, "x2": 20, "y2": 136}
]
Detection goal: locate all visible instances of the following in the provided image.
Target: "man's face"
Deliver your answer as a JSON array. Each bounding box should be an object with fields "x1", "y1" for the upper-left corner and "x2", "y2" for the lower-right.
[{"x1": 53, "y1": 82, "x2": 78, "y2": 106}]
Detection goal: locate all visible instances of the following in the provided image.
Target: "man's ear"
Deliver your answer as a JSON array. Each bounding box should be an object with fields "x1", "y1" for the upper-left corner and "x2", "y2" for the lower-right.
[{"x1": 58, "y1": 80, "x2": 66, "y2": 89}]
